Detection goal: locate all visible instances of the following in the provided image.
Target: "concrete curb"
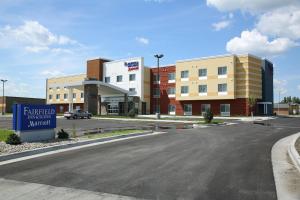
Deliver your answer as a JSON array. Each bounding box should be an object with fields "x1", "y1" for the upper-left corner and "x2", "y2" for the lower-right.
[
  {"x1": 288, "y1": 132, "x2": 300, "y2": 172},
  {"x1": 0, "y1": 131, "x2": 160, "y2": 163}
]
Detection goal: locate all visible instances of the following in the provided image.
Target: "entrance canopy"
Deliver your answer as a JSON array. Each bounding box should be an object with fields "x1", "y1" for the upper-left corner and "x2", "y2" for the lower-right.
[{"x1": 83, "y1": 80, "x2": 129, "y2": 95}]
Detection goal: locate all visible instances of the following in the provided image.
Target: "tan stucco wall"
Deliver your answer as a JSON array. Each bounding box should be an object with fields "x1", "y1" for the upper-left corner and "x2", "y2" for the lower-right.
[
  {"x1": 175, "y1": 55, "x2": 236, "y2": 100},
  {"x1": 47, "y1": 74, "x2": 86, "y2": 104}
]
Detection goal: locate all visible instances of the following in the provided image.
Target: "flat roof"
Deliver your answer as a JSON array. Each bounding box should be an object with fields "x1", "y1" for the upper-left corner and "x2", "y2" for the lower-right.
[
  {"x1": 176, "y1": 54, "x2": 262, "y2": 63},
  {"x1": 47, "y1": 73, "x2": 86, "y2": 80}
]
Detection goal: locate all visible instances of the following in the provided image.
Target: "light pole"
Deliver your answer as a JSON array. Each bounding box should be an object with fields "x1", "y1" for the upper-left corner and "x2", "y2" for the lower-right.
[
  {"x1": 154, "y1": 54, "x2": 164, "y2": 119},
  {"x1": 1, "y1": 79, "x2": 8, "y2": 115},
  {"x1": 278, "y1": 91, "x2": 281, "y2": 115}
]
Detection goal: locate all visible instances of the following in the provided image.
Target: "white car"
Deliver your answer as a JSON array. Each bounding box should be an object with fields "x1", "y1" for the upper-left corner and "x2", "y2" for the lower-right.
[{"x1": 64, "y1": 110, "x2": 92, "y2": 119}]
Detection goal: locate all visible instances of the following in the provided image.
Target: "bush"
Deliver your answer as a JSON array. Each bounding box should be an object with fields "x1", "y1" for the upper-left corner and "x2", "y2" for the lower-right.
[
  {"x1": 5, "y1": 133, "x2": 21, "y2": 145},
  {"x1": 203, "y1": 109, "x2": 214, "y2": 123},
  {"x1": 128, "y1": 108, "x2": 137, "y2": 118},
  {"x1": 57, "y1": 129, "x2": 69, "y2": 139}
]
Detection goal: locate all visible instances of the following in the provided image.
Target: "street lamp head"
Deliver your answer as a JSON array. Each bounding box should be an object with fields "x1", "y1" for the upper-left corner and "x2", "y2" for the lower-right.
[
  {"x1": 154, "y1": 54, "x2": 164, "y2": 59},
  {"x1": 0, "y1": 79, "x2": 8, "y2": 83}
]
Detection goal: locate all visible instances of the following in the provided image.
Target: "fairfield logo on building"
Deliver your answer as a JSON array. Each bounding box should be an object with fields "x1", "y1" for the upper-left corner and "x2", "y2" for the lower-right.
[{"x1": 124, "y1": 61, "x2": 139, "y2": 71}]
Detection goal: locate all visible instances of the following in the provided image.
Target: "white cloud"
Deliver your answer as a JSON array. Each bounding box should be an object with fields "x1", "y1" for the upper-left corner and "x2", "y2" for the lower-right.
[
  {"x1": 226, "y1": 29, "x2": 298, "y2": 56},
  {"x1": 0, "y1": 20, "x2": 78, "y2": 53},
  {"x1": 206, "y1": 0, "x2": 299, "y2": 13},
  {"x1": 41, "y1": 70, "x2": 65, "y2": 77},
  {"x1": 256, "y1": 6, "x2": 300, "y2": 40},
  {"x1": 212, "y1": 20, "x2": 231, "y2": 31},
  {"x1": 136, "y1": 37, "x2": 150, "y2": 45},
  {"x1": 274, "y1": 79, "x2": 288, "y2": 94}
]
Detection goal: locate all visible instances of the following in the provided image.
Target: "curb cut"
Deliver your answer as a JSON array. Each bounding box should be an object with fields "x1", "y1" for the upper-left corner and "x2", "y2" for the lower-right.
[
  {"x1": 288, "y1": 132, "x2": 300, "y2": 172},
  {"x1": 0, "y1": 131, "x2": 158, "y2": 163}
]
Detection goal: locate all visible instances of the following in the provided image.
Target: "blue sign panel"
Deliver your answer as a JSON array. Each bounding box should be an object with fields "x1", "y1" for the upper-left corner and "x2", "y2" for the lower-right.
[
  {"x1": 124, "y1": 61, "x2": 139, "y2": 71},
  {"x1": 13, "y1": 104, "x2": 56, "y2": 131}
]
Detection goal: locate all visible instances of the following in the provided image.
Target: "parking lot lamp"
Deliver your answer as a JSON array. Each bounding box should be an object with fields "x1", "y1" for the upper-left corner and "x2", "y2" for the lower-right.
[
  {"x1": 1, "y1": 79, "x2": 8, "y2": 115},
  {"x1": 154, "y1": 54, "x2": 164, "y2": 119}
]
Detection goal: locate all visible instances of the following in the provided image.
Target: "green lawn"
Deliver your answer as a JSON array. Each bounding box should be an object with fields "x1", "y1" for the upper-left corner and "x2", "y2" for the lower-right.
[
  {"x1": 198, "y1": 119, "x2": 224, "y2": 124},
  {"x1": 82, "y1": 129, "x2": 146, "y2": 139},
  {"x1": 0, "y1": 129, "x2": 14, "y2": 142}
]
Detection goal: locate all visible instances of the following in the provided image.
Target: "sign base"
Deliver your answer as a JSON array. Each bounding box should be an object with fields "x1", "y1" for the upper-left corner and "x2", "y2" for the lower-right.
[{"x1": 16, "y1": 129, "x2": 55, "y2": 143}]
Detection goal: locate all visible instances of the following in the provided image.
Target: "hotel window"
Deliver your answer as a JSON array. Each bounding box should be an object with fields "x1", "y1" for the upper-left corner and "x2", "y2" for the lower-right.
[
  {"x1": 198, "y1": 69, "x2": 207, "y2": 77},
  {"x1": 117, "y1": 75, "x2": 123, "y2": 82},
  {"x1": 49, "y1": 94, "x2": 52, "y2": 100},
  {"x1": 153, "y1": 74, "x2": 160, "y2": 82},
  {"x1": 181, "y1": 86, "x2": 189, "y2": 94},
  {"x1": 218, "y1": 84, "x2": 227, "y2": 92},
  {"x1": 201, "y1": 104, "x2": 211, "y2": 115},
  {"x1": 181, "y1": 70, "x2": 189, "y2": 79},
  {"x1": 220, "y1": 104, "x2": 230, "y2": 116},
  {"x1": 73, "y1": 93, "x2": 76, "y2": 99},
  {"x1": 56, "y1": 94, "x2": 60, "y2": 100},
  {"x1": 49, "y1": 87, "x2": 53, "y2": 90},
  {"x1": 218, "y1": 66, "x2": 227, "y2": 75},
  {"x1": 153, "y1": 88, "x2": 160, "y2": 97},
  {"x1": 81, "y1": 92, "x2": 84, "y2": 98},
  {"x1": 198, "y1": 85, "x2": 207, "y2": 93},
  {"x1": 167, "y1": 87, "x2": 175, "y2": 95},
  {"x1": 105, "y1": 77, "x2": 110, "y2": 83},
  {"x1": 184, "y1": 104, "x2": 192, "y2": 115},
  {"x1": 129, "y1": 74, "x2": 136, "y2": 81},
  {"x1": 168, "y1": 73, "x2": 175, "y2": 81},
  {"x1": 168, "y1": 104, "x2": 176, "y2": 114},
  {"x1": 129, "y1": 88, "x2": 136, "y2": 94},
  {"x1": 64, "y1": 93, "x2": 68, "y2": 99}
]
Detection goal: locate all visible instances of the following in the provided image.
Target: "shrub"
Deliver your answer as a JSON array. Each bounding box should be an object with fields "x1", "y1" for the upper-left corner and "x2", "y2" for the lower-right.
[
  {"x1": 128, "y1": 108, "x2": 137, "y2": 118},
  {"x1": 203, "y1": 109, "x2": 214, "y2": 123},
  {"x1": 5, "y1": 133, "x2": 21, "y2": 145},
  {"x1": 57, "y1": 129, "x2": 69, "y2": 139}
]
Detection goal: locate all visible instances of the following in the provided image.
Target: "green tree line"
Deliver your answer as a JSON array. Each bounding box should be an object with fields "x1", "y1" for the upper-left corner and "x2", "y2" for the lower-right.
[{"x1": 281, "y1": 96, "x2": 300, "y2": 104}]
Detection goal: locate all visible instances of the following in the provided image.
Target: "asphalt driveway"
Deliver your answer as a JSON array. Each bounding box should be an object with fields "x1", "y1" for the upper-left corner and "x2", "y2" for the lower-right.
[{"x1": 0, "y1": 117, "x2": 299, "y2": 200}]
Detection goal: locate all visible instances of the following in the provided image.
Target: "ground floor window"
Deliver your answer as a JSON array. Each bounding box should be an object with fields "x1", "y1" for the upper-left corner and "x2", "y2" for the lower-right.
[
  {"x1": 168, "y1": 104, "x2": 176, "y2": 115},
  {"x1": 201, "y1": 104, "x2": 211, "y2": 115},
  {"x1": 220, "y1": 104, "x2": 230, "y2": 116},
  {"x1": 184, "y1": 104, "x2": 192, "y2": 115}
]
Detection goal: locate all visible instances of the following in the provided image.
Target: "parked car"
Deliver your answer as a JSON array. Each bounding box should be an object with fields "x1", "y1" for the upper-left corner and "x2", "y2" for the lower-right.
[{"x1": 64, "y1": 110, "x2": 92, "y2": 119}]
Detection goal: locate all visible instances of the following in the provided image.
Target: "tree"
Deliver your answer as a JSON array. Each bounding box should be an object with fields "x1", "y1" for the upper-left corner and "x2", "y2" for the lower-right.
[{"x1": 248, "y1": 97, "x2": 257, "y2": 118}]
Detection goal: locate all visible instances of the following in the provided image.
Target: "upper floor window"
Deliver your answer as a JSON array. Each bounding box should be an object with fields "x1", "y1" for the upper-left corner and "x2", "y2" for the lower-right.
[
  {"x1": 117, "y1": 75, "x2": 123, "y2": 82},
  {"x1": 181, "y1": 86, "x2": 189, "y2": 94},
  {"x1": 181, "y1": 70, "x2": 189, "y2": 79},
  {"x1": 64, "y1": 93, "x2": 68, "y2": 99},
  {"x1": 168, "y1": 73, "x2": 175, "y2": 81},
  {"x1": 81, "y1": 92, "x2": 84, "y2": 98},
  {"x1": 129, "y1": 74, "x2": 136, "y2": 81},
  {"x1": 167, "y1": 87, "x2": 175, "y2": 95},
  {"x1": 129, "y1": 88, "x2": 136, "y2": 93},
  {"x1": 198, "y1": 69, "x2": 207, "y2": 77},
  {"x1": 153, "y1": 74, "x2": 160, "y2": 82},
  {"x1": 198, "y1": 85, "x2": 207, "y2": 93},
  {"x1": 218, "y1": 83, "x2": 227, "y2": 92},
  {"x1": 73, "y1": 93, "x2": 76, "y2": 99},
  {"x1": 153, "y1": 88, "x2": 160, "y2": 97},
  {"x1": 49, "y1": 87, "x2": 53, "y2": 90},
  {"x1": 218, "y1": 66, "x2": 227, "y2": 76},
  {"x1": 56, "y1": 87, "x2": 60, "y2": 90},
  {"x1": 56, "y1": 94, "x2": 60, "y2": 100},
  {"x1": 49, "y1": 94, "x2": 52, "y2": 100},
  {"x1": 105, "y1": 77, "x2": 110, "y2": 83}
]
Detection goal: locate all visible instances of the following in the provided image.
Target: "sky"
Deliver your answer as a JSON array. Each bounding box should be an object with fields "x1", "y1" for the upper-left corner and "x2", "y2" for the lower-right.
[{"x1": 0, "y1": 0, "x2": 299, "y2": 102}]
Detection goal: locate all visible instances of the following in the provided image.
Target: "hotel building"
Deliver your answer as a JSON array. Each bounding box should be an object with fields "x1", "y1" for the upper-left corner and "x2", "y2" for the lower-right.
[{"x1": 46, "y1": 54, "x2": 273, "y2": 116}]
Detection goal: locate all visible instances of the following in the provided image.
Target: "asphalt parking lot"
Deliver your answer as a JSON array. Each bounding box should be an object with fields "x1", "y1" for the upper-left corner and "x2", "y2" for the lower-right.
[{"x1": 0, "y1": 117, "x2": 299, "y2": 199}]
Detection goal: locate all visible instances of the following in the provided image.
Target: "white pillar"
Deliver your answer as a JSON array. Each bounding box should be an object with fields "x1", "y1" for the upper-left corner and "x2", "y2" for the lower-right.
[{"x1": 68, "y1": 87, "x2": 74, "y2": 112}]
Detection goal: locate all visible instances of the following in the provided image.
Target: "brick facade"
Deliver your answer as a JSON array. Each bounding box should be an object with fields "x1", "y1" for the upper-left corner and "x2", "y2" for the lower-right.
[{"x1": 150, "y1": 66, "x2": 254, "y2": 116}]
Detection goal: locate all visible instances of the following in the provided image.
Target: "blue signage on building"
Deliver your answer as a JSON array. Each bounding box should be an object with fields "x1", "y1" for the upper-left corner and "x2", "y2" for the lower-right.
[
  {"x1": 13, "y1": 104, "x2": 56, "y2": 131},
  {"x1": 124, "y1": 61, "x2": 139, "y2": 71}
]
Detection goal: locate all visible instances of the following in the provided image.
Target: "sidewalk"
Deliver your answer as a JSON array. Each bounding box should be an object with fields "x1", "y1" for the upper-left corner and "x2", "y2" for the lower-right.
[{"x1": 272, "y1": 133, "x2": 300, "y2": 200}]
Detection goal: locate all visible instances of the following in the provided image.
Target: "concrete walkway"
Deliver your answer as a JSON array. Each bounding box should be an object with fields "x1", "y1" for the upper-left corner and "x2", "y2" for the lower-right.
[
  {"x1": 0, "y1": 178, "x2": 142, "y2": 200},
  {"x1": 272, "y1": 133, "x2": 300, "y2": 200}
]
